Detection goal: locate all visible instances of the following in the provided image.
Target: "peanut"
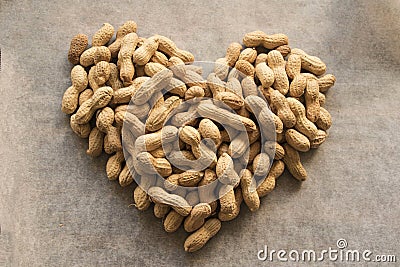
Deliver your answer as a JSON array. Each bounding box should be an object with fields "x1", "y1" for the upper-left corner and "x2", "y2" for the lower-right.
[
  {"x1": 92, "y1": 23, "x2": 114, "y2": 46},
  {"x1": 282, "y1": 143, "x2": 307, "y2": 181},
  {"x1": 108, "y1": 20, "x2": 137, "y2": 58},
  {"x1": 78, "y1": 89, "x2": 94, "y2": 106},
  {"x1": 240, "y1": 169, "x2": 260, "y2": 211},
  {"x1": 255, "y1": 62, "x2": 274, "y2": 88},
  {"x1": 62, "y1": 65, "x2": 88, "y2": 114},
  {"x1": 119, "y1": 165, "x2": 135, "y2": 187},
  {"x1": 285, "y1": 129, "x2": 310, "y2": 152},
  {"x1": 218, "y1": 188, "x2": 242, "y2": 221},
  {"x1": 96, "y1": 107, "x2": 122, "y2": 153},
  {"x1": 106, "y1": 63, "x2": 123, "y2": 90},
  {"x1": 86, "y1": 127, "x2": 104, "y2": 156},
  {"x1": 80, "y1": 46, "x2": 111, "y2": 67},
  {"x1": 305, "y1": 79, "x2": 320, "y2": 122},
  {"x1": 148, "y1": 187, "x2": 192, "y2": 216},
  {"x1": 316, "y1": 107, "x2": 332, "y2": 130},
  {"x1": 133, "y1": 36, "x2": 159, "y2": 65},
  {"x1": 243, "y1": 31, "x2": 288, "y2": 49},
  {"x1": 68, "y1": 34, "x2": 88, "y2": 65},
  {"x1": 135, "y1": 152, "x2": 172, "y2": 177},
  {"x1": 252, "y1": 153, "x2": 270, "y2": 177},
  {"x1": 184, "y1": 218, "x2": 221, "y2": 252},
  {"x1": 74, "y1": 86, "x2": 113, "y2": 124},
  {"x1": 156, "y1": 35, "x2": 194, "y2": 63},
  {"x1": 239, "y1": 48, "x2": 257, "y2": 63},
  {"x1": 118, "y1": 33, "x2": 139, "y2": 84},
  {"x1": 267, "y1": 50, "x2": 289, "y2": 95},
  {"x1": 287, "y1": 97, "x2": 319, "y2": 140},
  {"x1": 133, "y1": 175, "x2": 156, "y2": 211},
  {"x1": 70, "y1": 115, "x2": 91, "y2": 138},
  {"x1": 106, "y1": 150, "x2": 125, "y2": 180},
  {"x1": 310, "y1": 129, "x2": 328, "y2": 149},
  {"x1": 290, "y1": 48, "x2": 326, "y2": 76},
  {"x1": 216, "y1": 153, "x2": 240, "y2": 187},
  {"x1": 318, "y1": 74, "x2": 336, "y2": 93},
  {"x1": 154, "y1": 203, "x2": 170, "y2": 219},
  {"x1": 184, "y1": 203, "x2": 211, "y2": 232},
  {"x1": 257, "y1": 160, "x2": 284, "y2": 197},
  {"x1": 270, "y1": 89, "x2": 296, "y2": 128},
  {"x1": 164, "y1": 210, "x2": 185, "y2": 233}
]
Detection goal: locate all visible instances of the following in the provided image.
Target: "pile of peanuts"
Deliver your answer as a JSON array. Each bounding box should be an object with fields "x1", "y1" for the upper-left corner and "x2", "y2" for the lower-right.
[{"x1": 62, "y1": 21, "x2": 335, "y2": 252}]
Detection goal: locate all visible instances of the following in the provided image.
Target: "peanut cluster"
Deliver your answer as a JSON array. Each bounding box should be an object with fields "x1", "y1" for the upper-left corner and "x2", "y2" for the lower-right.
[{"x1": 62, "y1": 21, "x2": 336, "y2": 252}]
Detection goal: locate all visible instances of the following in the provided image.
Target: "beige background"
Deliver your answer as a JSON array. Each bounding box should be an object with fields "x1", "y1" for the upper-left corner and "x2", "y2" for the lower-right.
[{"x1": 0, "y1": 0, "x2": 399, "y2": 266}]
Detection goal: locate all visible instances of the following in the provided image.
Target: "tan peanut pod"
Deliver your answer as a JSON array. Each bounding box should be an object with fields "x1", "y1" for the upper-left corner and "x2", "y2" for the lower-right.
[
  {"x1": 267, "y1": 50, "x2": 289, "y2": 95},
  {"x1": 257, "y1": 160, "x2": 284, "y2": 197},
  {"x1": 111, "y1": 76, "x2": 150, "y2": 104},
  {"x1": 218, "y1": 188, "x2": 242, "y2": 221},
  {"x1": 310, "y1": 129, "x2": 328, "y2": 148},
  {"x1": 84, "y1": 127, "x2": 103, "y2": 155},
  {"x1": 78, "y1": 89, "x2": 94, "y2": 106},
  {"x1": 164, "y1": 173, "x2": 180, "y2": 192},
  {"x1": 215, "y1": 91, "x2": 244, "y2": 110},
  {"x1": 241, "y1": 76, "x2": 258, "y2": 98},
  {"x1": 290, "y1": 48, "x2": 326, "y2": 76},
  {"x1": 93, "y1": 61, "x2": 111, "y2": 88},
  {"x1": 216, "y1": 153, "x2": 240, "y2": 187},
  {"x1": 92, "y1": 23, "x2": 114, "y2": 46},
  {"x1": 286, "y1": 54, "x2": 302, "y2": 80},
  {"x1": 122, "y1": 111, "x2": 145, "y2": 138},
  {"x1": 197, "y1": 103, "x2": 257, "y2": 132},
  {"x1": 62, "y1": 65, "x2": 89, "y2": 114},
  {"x1": 287, "y1": 97, "x2": 318, "y2": 140},
  {"x1": 133, "y1": 175, "x2": 156, "y2": 211},
  {"x1": 135, "y1": 126, "x2": 178, "y2": 152},
  {"x1": 136, "y1": 152, "x2": 172, "y2": 177},
  {"x1": 74, "y1": 86, "x2": 113, "y2": 124},
  {"x1": 68, "y1": 34, "x2": 88, "y2": 65},
  {"x1": 255, "y1": 62, "x2": 274, "y2": 88},
  {"x1": 154, "y1": 203, "x2": 170, "y2": 219},
  {"x1": 119, "y1": 165, "x2": 134, "y2": 187},
  {"x1": 108, "y1": 20, "x2": 137, "y2": 58},
  {"x1": 185, "y1": 86, "x2": 205, "y2": 101},
  {"x1": 226, "y1": 77, "x2": 242, "y2": 96},
  {"x1": 316, "y1": 107, "x2": 332, "y2": 130},
  {"x1": 178, "y1": 171, "x2": 204, "y2": 187},
  {"x1": 305, "y1": 79, "x2": 320, "y2": 122},
  {"x1": 198, "y1": 119, "x2": 221, "y2": 148},
  {"x1": 132, "y1": 36, "x2": 159, "y2": 65},
  {"x1": 156, "y1": 35, "x2": 194, "y2": 62},
  {"x1": 228, "y1": 131, "x2": 249, "y2": 159},
  {"x1": 132, "y1": 69, "x2": 173, "y2": 105},
  {"x1": 243, "y1": 31, "x2": 288, "y2": 49},
  {"x1": 240, "y1": 169, "x2": 260, "y2": 212},
  {"x1": 106, "y1": 150, "x2": 125, "y2": 180},
  {"x1": 184, "y1": 203, "x2": 212, "y2": 232},
  {"x1": 149, "y1": 146, "x2": 167, "y2": 158},
  {"x1": 148, "y1": 187, "x2": 192, "y2": 216},
  {"x1": 318, "y1": 74, "x2": 336, "y2": 93},
  {"x1": 237, "y1": 106, "x2": 251, "y2": 119},
  {"x1": 235, "y1": 59, "x2": 255, "y2": 77},
  {"x1": 167, "y1": 56, "x2": 186, "y2": 77},
  {"x1": 69, "y1": 114, "x2": 90, "y2": 139},
  {"x1": 184, "y1": 218, "x2": 221, "y2": 252},
  {"x1": 198, "y1": 169, "x2": 218, "y2": 204},
  {"x1": 166, "y1": 77, "x2": 187, "y2": 97},
  {"x1": 96, "y1": 107, "x2": 122, "y2": 152},
  {"x1": 80, "y1": 46, "x2": 109, "y2": 67},
  {"x1": 150, "y1": 51, "x2": 169, "y2": 66},
  {"x1": 103, "y1": 126, "x2": 122, "y2": 154},
  {"x1": 239, "y1": 48, "x2": 257, "y2": 63},
  {"x1": 191, "y1": 142, "x2": 218, "y2": 169},
  {"x1": 179, "y1": 126, "x2": 201, "y2": 147},
  {"x1": 146, "y1": 96, "x2": 181, "y2": 132},
  {"x1": 118, "y1": 33, "x2": 139, "y2": 84},
  {"x1": 285, "y1": 129, "x2": 310, "y2": 152},
  {"x1": 144, "y1": 62, "x2": 166, "y2": 77},
  {"x1": 289, "y1": 74, "x2": 307, "y2": 97},
  {"x1": 207, "y1": 73, "x2": 226, "y2": 96},
  {"x1": 214, "y1": 58, "x2": 230, "y2": 80},
  {"x1": 270, "y1": 89, "x2": 296, "y2": 128},
  {"x1": 282, "y1": 143, "x2": 307, "y2": 181},
  {"x1": 184, "y1": 64, "x2": 203, "y2": 75},
  {"x1": 276, "y1": 44, "x2": 291, "y2": 57},
  {"x1": 106, "y1": 63, "x2": 123, "y2": 90},
  {"x1": 252, "y1": 152, "x2": 271, "y2": 177},
  {"x1": 264, "y1": 141, "x2": 284, "y2": 160},
  {"x1": 186, "y1": 191, "x2": 200, "y2": 206},
  {"x1": 180, "y1": 70, "x2": 207, "y2": 89},
  {"x1": 219, "y1": 187, "x2": 236, "y2": 214},
  {"x1": 163, "y1": 210, "x2": 185, "y2": 233},
  {"x1": 255, "y1": 53, "x2": 268, "y2": 66},
  {"x1": 88, "y1": 67, "x2": 99, "y2": 90},
  {"x1": 225, "y1": 42, "x2": 242, "y2": 67}
]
